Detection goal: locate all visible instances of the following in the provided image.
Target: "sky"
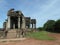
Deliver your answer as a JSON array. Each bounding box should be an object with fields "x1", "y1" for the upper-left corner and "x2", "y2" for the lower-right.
[{"x1": 0, "y1": 0, "x2": 60, "y2": 28}]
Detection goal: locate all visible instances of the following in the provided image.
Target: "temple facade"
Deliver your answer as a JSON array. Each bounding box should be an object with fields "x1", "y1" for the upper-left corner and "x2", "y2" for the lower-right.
[
  {"x1": 3, "y1": 9, "x2": 36, "y2": 30},
  {"x1": 0, "y1": 9, "x2": 36, "y2": 38}
]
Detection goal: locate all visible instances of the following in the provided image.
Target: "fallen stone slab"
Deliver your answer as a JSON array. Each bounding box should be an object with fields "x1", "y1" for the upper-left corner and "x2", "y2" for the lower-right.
[{"x1": 0, "y1": 38, "x2": 26, "y2": 42}]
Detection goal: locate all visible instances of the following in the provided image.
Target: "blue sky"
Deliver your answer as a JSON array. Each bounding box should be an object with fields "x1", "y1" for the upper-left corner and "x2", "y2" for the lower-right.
[{"x1": 0, "y1": 0, "x2": 60, "y2": 28}]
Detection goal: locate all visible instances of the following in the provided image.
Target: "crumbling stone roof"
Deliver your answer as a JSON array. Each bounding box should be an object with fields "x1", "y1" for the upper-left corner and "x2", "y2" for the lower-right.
[{"x1": 7, "y1": 8, "x2": 24, "y2": 16}]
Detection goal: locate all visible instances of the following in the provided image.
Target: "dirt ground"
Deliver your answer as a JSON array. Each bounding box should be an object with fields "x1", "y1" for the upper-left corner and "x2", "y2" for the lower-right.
[{"x1": 0, "y1": 33, "x2": 60, "y2": 45}]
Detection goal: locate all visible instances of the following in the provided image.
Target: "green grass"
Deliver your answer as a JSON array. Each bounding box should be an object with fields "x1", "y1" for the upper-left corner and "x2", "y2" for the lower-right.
[{"x1": 26, "y1": 31, "x2": 55, "y2": 40}]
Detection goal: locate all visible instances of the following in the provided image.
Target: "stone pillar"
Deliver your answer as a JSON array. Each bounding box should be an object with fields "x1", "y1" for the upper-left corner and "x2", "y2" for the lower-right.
[
  {"x1": 34, "y1": 24, "x2": 36, "y2": 29},
  {"x1": 13, "y1": 24, "x2": 15, "y2": 29},
  {"x1": 18, "y1": 16, "x2": 20, "y2": 29},
  {"x1": 32, "y1": 23, "x2": 33, "y2": 29},
  {"x1": 16, "y1": 17, "x2": 20, "y2": 38},
  {"x1": 6, "y1": 22, "x2": 8, "y2": 30},
  {"x1": 7, "y1": 16, "x2": 10, "y2": 29},
  {"x1": 22, "y1": 17, "x2": 25, "y2": 29}
]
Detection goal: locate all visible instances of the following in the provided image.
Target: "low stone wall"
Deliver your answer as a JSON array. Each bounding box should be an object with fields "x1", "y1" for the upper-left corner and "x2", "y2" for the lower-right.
[
  {"x1": 0, "y1": 29, "x2": 36, "y2": 39},
  {"x1": 0, "y1": 29, "x2": 27, "y2": 39}
]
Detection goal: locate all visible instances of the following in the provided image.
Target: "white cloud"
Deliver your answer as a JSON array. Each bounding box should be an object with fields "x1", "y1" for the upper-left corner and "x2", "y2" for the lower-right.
[
  {"x1": 0, "y1": 0, "x2": 60, "y2": 28},
  {"x1": 28, "y1": 0, "x2": 60, "y2": 27}
]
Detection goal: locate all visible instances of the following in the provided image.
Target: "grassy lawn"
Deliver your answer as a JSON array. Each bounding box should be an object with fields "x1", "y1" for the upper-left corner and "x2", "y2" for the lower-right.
[{"x1": 26, "y1": 31, "x2": 55, "y2": 40}]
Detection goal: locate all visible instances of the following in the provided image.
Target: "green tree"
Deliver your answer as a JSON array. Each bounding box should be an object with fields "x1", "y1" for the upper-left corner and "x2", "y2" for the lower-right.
[
  {"x1": 54, "y1": 19, "x2": 60, "y2": 33},
  {"x1": 44, "y1": 20, "x2": 55, "y2": 32}
]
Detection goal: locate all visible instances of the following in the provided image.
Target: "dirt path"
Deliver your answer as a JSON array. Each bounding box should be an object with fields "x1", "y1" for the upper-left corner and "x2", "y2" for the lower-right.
[{"x1": 0, "y1": 33, "x2": 60, "y2": 45}]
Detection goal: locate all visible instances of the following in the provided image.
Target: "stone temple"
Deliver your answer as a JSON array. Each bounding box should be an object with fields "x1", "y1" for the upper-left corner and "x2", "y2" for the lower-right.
[
  {"x1": 1, "y1": 9, "x2": 36, "y2": 38},
  {"x1": 3, "y1": 8, "x2": 36, "y2": 30}
]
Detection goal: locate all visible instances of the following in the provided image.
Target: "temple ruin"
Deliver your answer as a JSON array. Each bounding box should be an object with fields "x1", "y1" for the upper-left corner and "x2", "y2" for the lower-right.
[
  {"x1": 3, "y1": 9, "x2": 36, "y2": 30},
  {"x1": 0, "y1": 8, "x2": 36, "y2": 38}
]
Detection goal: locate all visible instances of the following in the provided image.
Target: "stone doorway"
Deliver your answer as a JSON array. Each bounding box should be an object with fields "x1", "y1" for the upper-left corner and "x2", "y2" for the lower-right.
[
  {"x1": 10, "y1": 16, "x2": 23, "y2": 29},
  {"x1": 10, "y1": 16, "x2": 18, "y2": 29}
]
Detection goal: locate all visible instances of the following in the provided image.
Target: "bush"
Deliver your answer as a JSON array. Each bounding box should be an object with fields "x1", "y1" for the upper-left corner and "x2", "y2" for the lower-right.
[{"x1": 37, "y1": 27, "x2": 44, "y2": 31}]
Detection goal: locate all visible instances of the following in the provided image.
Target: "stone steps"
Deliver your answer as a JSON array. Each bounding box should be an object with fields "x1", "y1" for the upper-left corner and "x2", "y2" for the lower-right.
[{"x1": 7, "y1": 29, "x2": 18, "y2": 38}]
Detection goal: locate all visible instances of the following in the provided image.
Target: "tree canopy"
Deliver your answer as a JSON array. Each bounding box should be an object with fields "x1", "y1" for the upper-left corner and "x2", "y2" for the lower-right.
[{"x1": 43, "y1": 20, "x2": 55, "y2": 32}]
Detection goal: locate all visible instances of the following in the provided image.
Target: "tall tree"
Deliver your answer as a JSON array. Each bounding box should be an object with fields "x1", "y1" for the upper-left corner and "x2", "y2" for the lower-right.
[
  {"x1": 44, "y1": 20, "x2": 55, "y2": 32},
  {"x1": 54, "y1": 19, "x2": 60, "y2": 33}
]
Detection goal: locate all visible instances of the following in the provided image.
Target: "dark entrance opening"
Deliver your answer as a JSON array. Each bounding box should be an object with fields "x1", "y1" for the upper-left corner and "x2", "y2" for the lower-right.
[{"x1": 10, "y1": 16, "x2": 18, "y2": 29}]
